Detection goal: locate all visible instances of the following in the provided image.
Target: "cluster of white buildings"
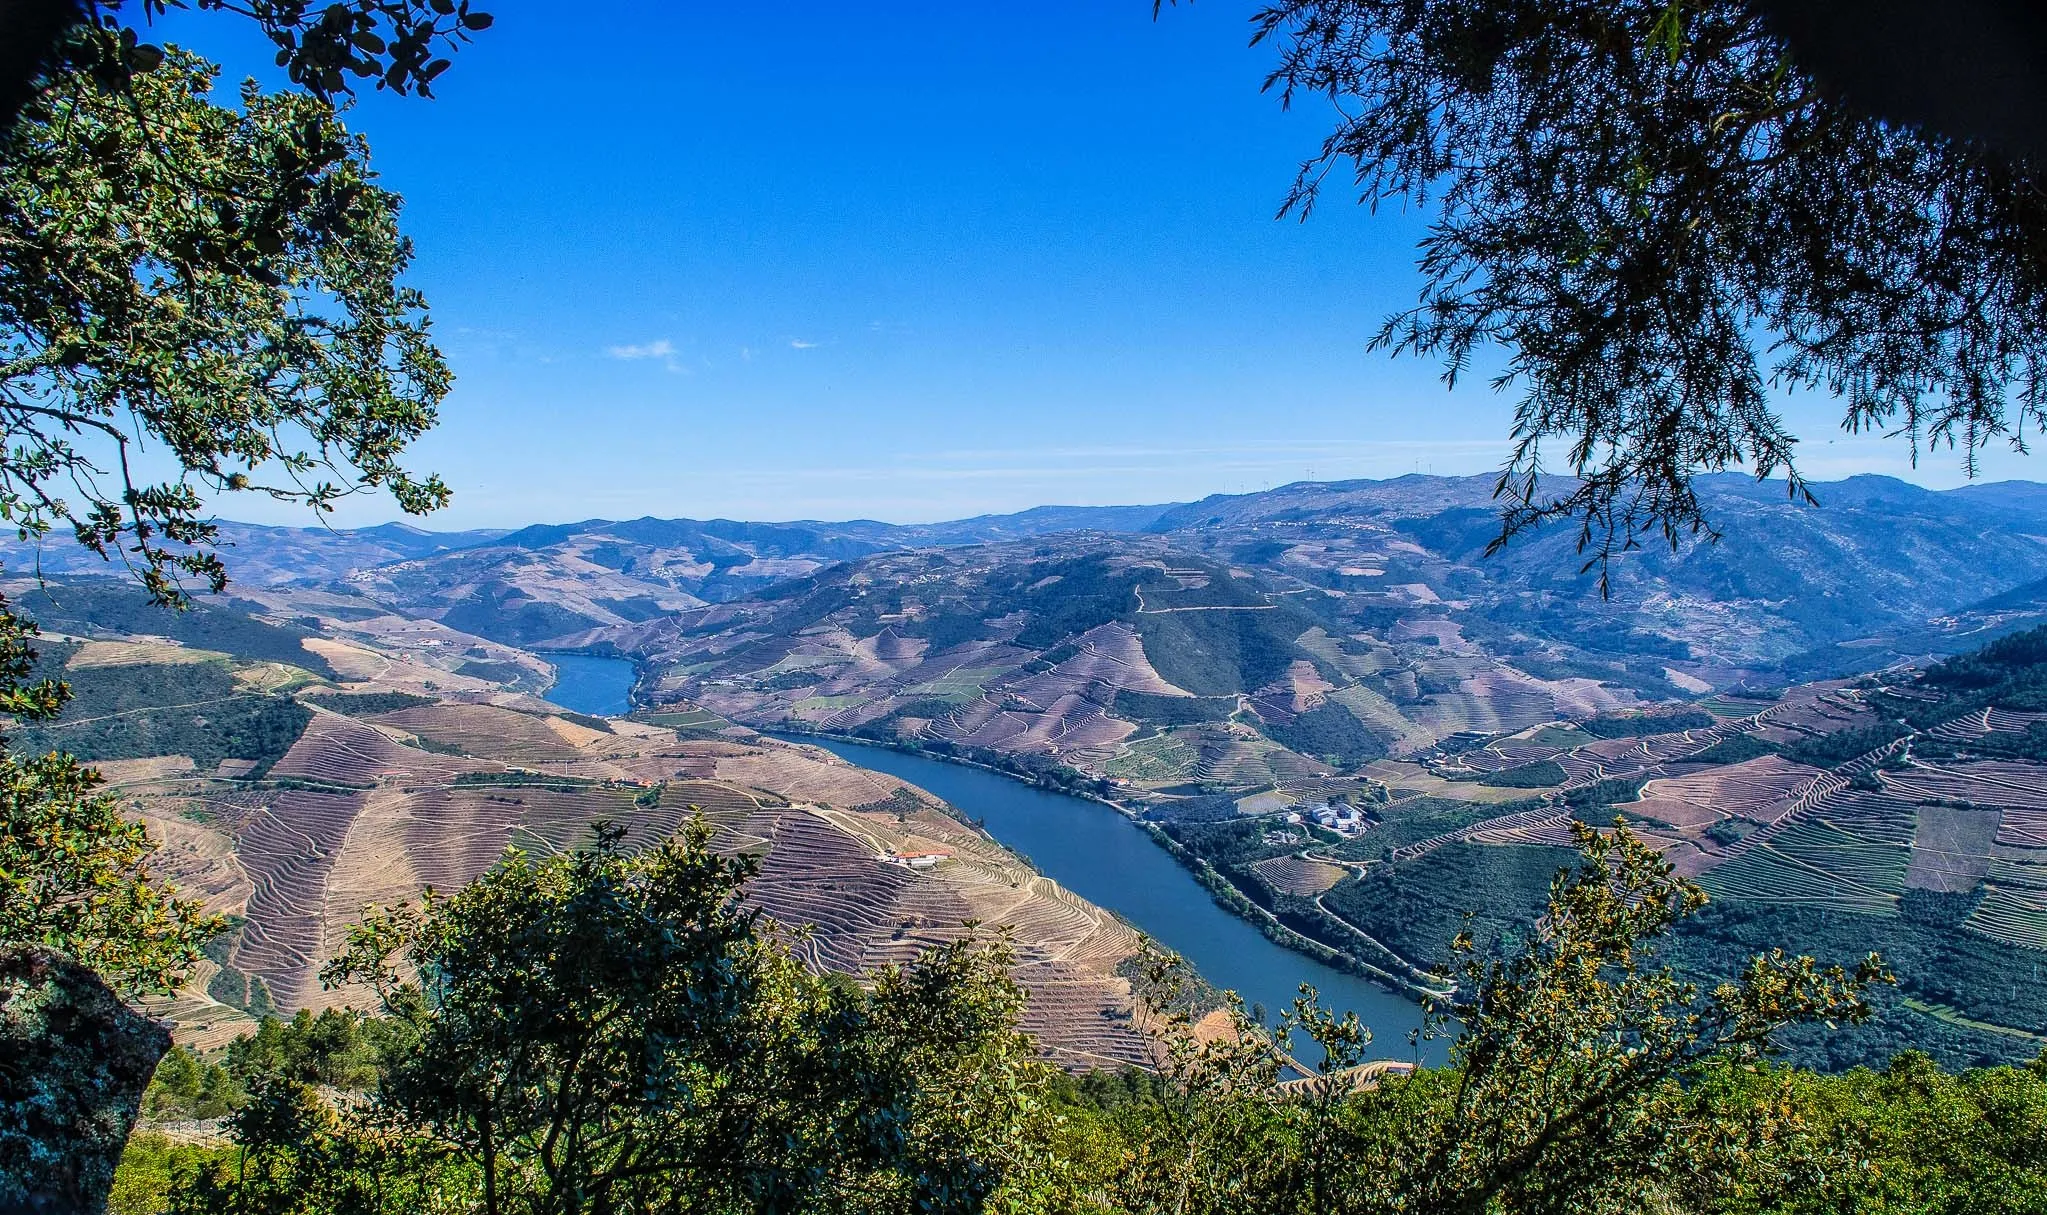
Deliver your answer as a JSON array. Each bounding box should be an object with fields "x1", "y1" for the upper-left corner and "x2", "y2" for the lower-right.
[
  {"x1": 1286, "y1": 801, "x2": 1365, "y2": 835},
  {"x1": 882, "y1": 850, "x2": 950, "y2": 870}
]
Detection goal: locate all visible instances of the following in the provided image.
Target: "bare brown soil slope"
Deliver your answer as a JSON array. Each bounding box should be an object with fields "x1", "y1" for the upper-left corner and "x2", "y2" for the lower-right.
[{"x1": 86, "y1": 644, "x2": 1151, "y2": 1069}]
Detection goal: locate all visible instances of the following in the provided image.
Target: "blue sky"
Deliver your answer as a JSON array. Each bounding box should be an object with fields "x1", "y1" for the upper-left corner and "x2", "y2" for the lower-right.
[{"x1": 158, "y1": 2, "x2": 2038, "y2": 529}]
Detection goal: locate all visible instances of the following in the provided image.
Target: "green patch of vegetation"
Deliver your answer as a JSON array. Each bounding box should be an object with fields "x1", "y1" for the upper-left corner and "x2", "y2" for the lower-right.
[
  {"x1": 140, "y1": 1046, "x2": 244, "y2": 1122},
  {"x1": 852, "y1": 787, "x2": 927, "y2": 817},
  {"x1": 880, "y1": 697, "x2": 969, "y2": 723},
  {"x1": 1112, "y1": 689, "x2": 1239, "y2": 726},
  {"x1": 1563, "y1": 778, "x2": 1649, "y2": 822},
  {"x1": 543, "y1": 708, "x2": 616, "y2": 733},
  {"x1": 1132, "y1": 602, "x2": 1319, "y2": 696},
  {"x1": 1261, "y1": 702, "x2": 1387, "y2": 767},
  {"x1": 1876, "y1": 623, "x2": 2047, "y2": 729},
  {"x1": 458, "y1": 657, "x2": 532, "y2": 683},
  {"x1": 1704, "y1": 819, "x2": 1753, "y2": 846},
  {"x1": 452, "y1": 771, "x2": 599, "y2": 789},
  {"x1": 1323, "y1": 842, "x2": 1577, "y2": 966},
  {"x1": 1105, "y1": 730, "x2": 1199, "y2": 782},
  {"x1": 1005, "y1": 555, "x2": 1143, "y2": 649},
  {"x1": 14, "y1": 580, "x2": 338, "y2": 678},
  {"x1": 1918, "y1": 720, "x2": 2047, "y2": 763},
  {"x1": 1779, "y1": 721, "x2": 1908, "y2": 768},
  {"x1": 757, "y1": 668, "x2": 827, "y2": 691},
  {"x1": 1478, "y1": 759, "x2": 1567, "y2": 788},
  {"x1": 1664, "y1": 891, "x2": 2047, "y2": 1072},
  {"x1": 1577, "y1": 708, "x2": 1716, "y2": 738},
  {"x1": 1330, "y1": 797, "x2": 1512, "y2": 855},
  {"x1": 205, "y1": 967, "x2": 276, "y2": 1018},
  {"x1": 108, "y1": 1133, "x2": 238, "y2": 1215},
  {"x1": 224, "y1": 1007, "x2": 418, "y2": 1092},
  {"x1": 12, "y1": 662, "x2": 311, "y2": 775},
  {"x1": 635, "y1": 706, "x2": 732, "y2": 730},
  {"x1": 301, "y1": 690, "x2": 436, "y2": 716}
]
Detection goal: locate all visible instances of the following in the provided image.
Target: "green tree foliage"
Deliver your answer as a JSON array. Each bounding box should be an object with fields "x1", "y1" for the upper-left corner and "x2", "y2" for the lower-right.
[
  {"x1": 2, "y1": 38, "x2": 449, "y2": 597},
  {"x1": 0, "y1": 600, "x2": 218, "y2": 994},
  {"x1": 1577, "y1": 708, "x2": 1716, "y2": 739},
  {"x1": 222, "y1": 1007, "x2": 416, "y2": 1092},
  {"x1": 146, "y1": 818, "x2": 2047, "y2": 1213},
  {"x1": 0, "y1": 4, "x2": 464, "y2": 1004},
  {"x1": 169, "y1": 1077, "x2": 467, "y2": 1215},
  {"x1": 1777, "y1": 720, "x2": 1907, "y2": 768},
  {"x1": 1092, "y1": 824, "x2": 1887, "y2": 1214},
  {"x1": 105, "y1": 1131, "x2": 236, "y2": 1215},
  {"x1": 9, "y1": 660, "x2": 313, "y2": 775},
  {"x1": 1700, "y1": 1051, "x2": 2047, "y2": 1213},
  {"x1": 11, "y1": 582, "x2": 337, "y2": 676},
  {"x1": 263, "y1": 820, "x2": 1058, "y2": 1215},
  {"x1": 1475, "y1": 758, "x2": 1566, "y2": 787},
  {"x1": 2, "y1": 1, "x2": 494, "y2": 143},
  {"x1": 141, "y1": 1046, "x2": 242, "y2": 1121},
  {"x1": 1241, "y1": 1, "x2": 2047, "y2": 580}
]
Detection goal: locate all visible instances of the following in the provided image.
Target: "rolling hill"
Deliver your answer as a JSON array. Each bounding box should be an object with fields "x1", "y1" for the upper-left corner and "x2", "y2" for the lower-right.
[{"x1": 9, "y1": 586, "x2": 1156, "y2": 1071}]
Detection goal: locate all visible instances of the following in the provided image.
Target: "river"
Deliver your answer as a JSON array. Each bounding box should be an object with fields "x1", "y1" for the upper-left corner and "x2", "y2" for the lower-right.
[
  {"x1": 539, "y1": 653, "x2": 637, "y2": 716},
  {"x1": 772, "y1": 733, "x2": 1442, "y2": 1064}
]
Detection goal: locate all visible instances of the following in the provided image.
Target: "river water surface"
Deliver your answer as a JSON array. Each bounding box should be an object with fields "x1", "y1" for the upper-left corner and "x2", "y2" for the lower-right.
[
  {"x1": 772, "y1": 733, "x2": 1441, "y2": 1064},
  {"x1": 540, "y1": 653, "x2": 636, "y2": 716}
]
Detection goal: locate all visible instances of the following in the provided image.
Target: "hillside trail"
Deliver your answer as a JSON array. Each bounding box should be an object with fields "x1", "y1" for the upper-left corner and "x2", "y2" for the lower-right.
[
  {"x1": 39, "y1": 694, "x2": 243, "y2": 729},
  {"x1": 1132, "y1": 585, "x2": 1280, "y2": 614}
]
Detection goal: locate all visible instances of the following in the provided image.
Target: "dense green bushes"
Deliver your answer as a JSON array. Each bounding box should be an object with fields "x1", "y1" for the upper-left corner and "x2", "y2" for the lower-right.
[
  {"x1": 1263, "y1": 702, "x2": 1387, "y2": 766},
  {"x1": 13, "y1": 582, "x2": 337, "y2": 678},
  {"x1": 1320, "y1": 842, "x2": 1573, "y2": 965},
  {"x1": 300, "y1": 691, "x2": 436, "y2": 716},
  {"x1": 1778, "y1": 721, "x2": 1908, "y2": 768},
  {"x1": 1476, "y1": 758, "x2": 1567, "y2": 787},
  {"x1": 1111, "y1": 689, "x2": 1239, "y2": 726},
  {"x1": 106, "y1": 824, "x2": 2047, "y2": 1215},
  {"x1": 1578, "y1": 708, "x2": 1716, "y2": 738},
  {"x1": 10, "y1": 662, "x2": 312, "y2": 776}
]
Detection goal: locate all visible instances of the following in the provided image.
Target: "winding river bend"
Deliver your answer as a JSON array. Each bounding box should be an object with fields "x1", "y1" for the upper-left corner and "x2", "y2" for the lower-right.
[
  {"x1": 774, "y1": 734, "x2": 1441, "y2": 1064},
  {"x1": 526, "y1": 652, "x2": 1437, "y2": 1061}
]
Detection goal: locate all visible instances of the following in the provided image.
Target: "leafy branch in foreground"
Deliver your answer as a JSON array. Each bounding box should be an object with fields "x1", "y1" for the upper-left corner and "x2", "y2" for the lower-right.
[
  {"x1": 2, "y1": 0, "x2": 494, "y2": 142},
  {"x1": 0, "y1": 589, "x2": 216, "y2": 996},
  {"x1": 0, "y1": 36, "x2": 450, "y2": 603},
  {"x1": 1242, "y1": 0, "x2": 2047, "y2": 587}
]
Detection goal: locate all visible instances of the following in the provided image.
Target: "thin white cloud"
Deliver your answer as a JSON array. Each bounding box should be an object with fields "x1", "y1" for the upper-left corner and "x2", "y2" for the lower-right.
[
  {"x1": 788, "y1": 338, "x2": 821, "y2": 350},
  {"x1": 605, "y1": 339, "x2": 676, "y2": 361}
]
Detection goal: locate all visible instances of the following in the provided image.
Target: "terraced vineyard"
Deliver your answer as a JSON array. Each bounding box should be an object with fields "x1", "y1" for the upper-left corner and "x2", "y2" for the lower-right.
[
  {"x1": 1153, "y1": 634, "x2": 2047, "y2": 1071},
  {"x1": 46, "y1": 615, "x2": 1161, "y2": 1071}
]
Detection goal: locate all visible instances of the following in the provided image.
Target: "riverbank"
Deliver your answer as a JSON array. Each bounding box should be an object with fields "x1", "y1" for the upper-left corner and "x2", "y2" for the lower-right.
[{"x1": 765, "y1": 728, "x2": 1447, "y2": 1047}]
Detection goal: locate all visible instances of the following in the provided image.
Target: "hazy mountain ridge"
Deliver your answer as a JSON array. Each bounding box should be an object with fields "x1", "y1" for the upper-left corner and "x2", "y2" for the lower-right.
[{"x1": 568, "y1": 477, "x2": 2047, "y2": 803}]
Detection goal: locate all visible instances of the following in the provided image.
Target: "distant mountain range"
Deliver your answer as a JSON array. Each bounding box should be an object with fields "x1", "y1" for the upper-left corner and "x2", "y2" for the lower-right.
[
  {"x1": 8, "y1": 472, "x2": 2045, "y2": 782},
  {"x1": 11, "y1": 471, "x2": 2047, "y2": 704}
]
